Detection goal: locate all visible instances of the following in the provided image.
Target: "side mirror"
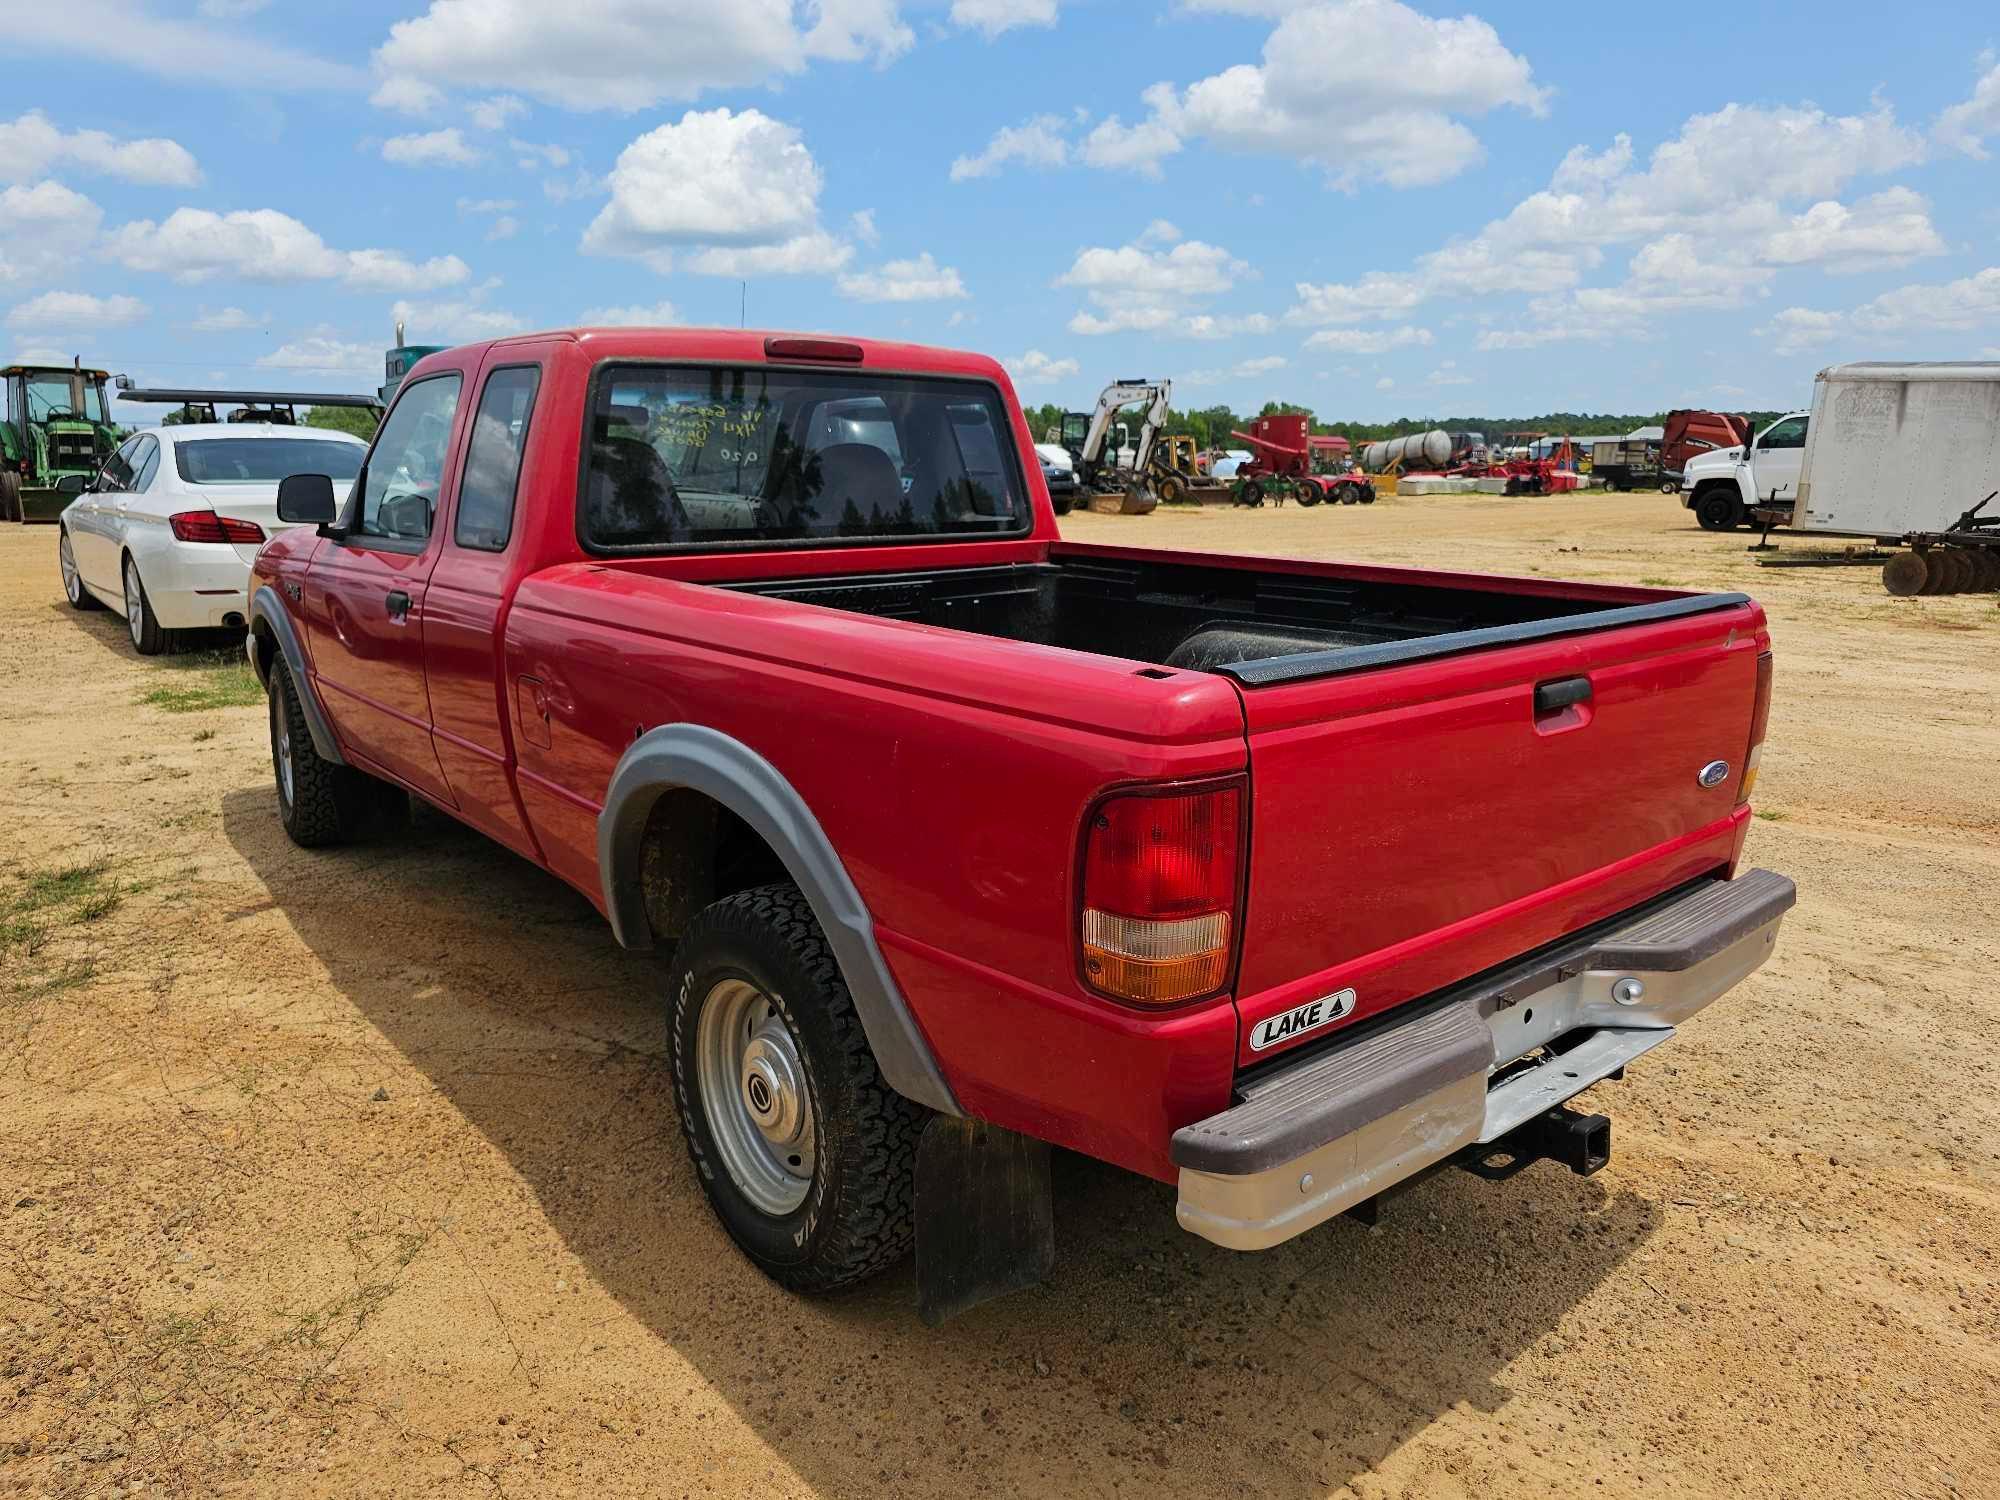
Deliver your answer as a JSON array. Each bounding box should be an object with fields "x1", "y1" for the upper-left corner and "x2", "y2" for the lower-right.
[
  {"x1": 54, "y1": 473, "x2": 87, "y2": 494},
  {"x1": 276, "y1": 472, "x2": 336, "y2": 524}
]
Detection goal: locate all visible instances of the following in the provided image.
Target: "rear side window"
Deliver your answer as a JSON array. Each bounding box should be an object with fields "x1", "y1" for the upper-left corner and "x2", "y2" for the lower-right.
[
  {"x1": 455, "y1": 366, "x2": 540, "y2": 552},
  {"x1": 580, "y1": 363, "x2": 1029, "y2": 551},
  {"x1": 131, "y1": 435, "x2": 161, "y2": 491}
]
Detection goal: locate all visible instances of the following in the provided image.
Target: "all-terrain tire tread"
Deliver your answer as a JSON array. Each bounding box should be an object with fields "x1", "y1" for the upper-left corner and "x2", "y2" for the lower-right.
[
  {"x1": 670, "y1": 883, "x2": 925, "y2": 1293},
  {"x1": 271, "y1": 659, "x2": 368, "y2": 848}
]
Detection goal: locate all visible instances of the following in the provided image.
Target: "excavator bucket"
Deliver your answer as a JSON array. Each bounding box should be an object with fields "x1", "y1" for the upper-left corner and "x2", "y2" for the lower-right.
[{"x1": 1087, "y1": 485, "x2": 1157, "y2": 516}]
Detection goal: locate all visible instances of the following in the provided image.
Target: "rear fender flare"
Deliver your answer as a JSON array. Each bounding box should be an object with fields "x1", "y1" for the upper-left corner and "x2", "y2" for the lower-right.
[
  {"x1": 599, "y1": 724, "x2": 961, "y2": 1116},
  {"x1": 247, "y1": 584, "x2": 344, "y2": 765}
]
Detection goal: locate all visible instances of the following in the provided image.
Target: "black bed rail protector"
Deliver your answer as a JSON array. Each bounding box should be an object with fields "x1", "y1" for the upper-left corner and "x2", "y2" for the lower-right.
[{"x1": 1216, "y1": 591, "x2": 1753, "y2": 687}]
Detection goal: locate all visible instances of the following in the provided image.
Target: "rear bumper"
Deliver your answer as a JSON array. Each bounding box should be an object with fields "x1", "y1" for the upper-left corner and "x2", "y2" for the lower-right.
[{"x1": 1172, "y1": 869, "x2": 1794, "y2": 1250}]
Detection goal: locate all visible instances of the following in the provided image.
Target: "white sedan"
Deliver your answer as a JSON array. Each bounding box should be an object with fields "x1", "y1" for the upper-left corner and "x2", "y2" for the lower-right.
[{"x1": 58, "y1": 422, "x2": 366, "y2": 654}]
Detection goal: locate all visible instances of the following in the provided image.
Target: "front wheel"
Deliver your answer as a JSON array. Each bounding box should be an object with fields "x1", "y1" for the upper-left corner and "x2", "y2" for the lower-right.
[
  {"x1": 669, "y1": 884, "x2": 924, "y2": 1292},
  {"x1": 1239, "y1": 481, "x2": 1264, "y2": 507},
  {"x1": 268, "y1": 657, "x2": 405, "y2": 847},
  {"x1": 60, "y1": 529, "x2": 100, "y2": 610},
  {"x1": 0, "y1": 470, "x2": 20, "y2": 523},
  {"x1": 1694, "y1": 489, "x2": 1741, "y2": 531}
]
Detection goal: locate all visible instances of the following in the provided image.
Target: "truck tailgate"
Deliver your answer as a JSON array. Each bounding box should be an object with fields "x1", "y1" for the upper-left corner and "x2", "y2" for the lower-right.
[{"x1": 1228, "y1": 597, "x2": 1765, "y2": 1066}]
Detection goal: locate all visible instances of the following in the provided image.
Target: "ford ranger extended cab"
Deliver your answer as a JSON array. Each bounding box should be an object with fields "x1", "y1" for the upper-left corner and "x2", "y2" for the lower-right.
[{"x1": 248, "y1": 329, "x2": 1793, "y2": 1322}]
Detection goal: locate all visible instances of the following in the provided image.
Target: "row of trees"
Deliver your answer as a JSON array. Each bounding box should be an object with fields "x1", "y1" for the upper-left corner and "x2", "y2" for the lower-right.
[{"x1": 1024, "y1": 399, "x2": 1787, "y2": 451}]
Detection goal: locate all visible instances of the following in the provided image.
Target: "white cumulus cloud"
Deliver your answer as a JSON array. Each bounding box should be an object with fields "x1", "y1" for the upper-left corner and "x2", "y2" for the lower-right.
[
  {"x1": 580, "y1": 300, "x2": 681, "y2": 326},
  {"x1": 837, "y1": 252, "x2": 968, "y2": 302},
  {"x1": 950, "y1": 115, "x2": 1070, "y2": 181},
  {"x1": 104, "y1": 207, "x2": 471, "y2": 292},
  {"x1": 950, "y1": 0, "x2": 1057, "y2": 38},
  {"x1": 0, "y1": 181, "x2": 103, "y2": 286},
  {"x1": 382, "y1": 128, "x2": 481, "y2": 168},
  {"x1": 0, "y1": 111, "x2": 199, "y2": 187},
  {"x1": 5, "y1": 290, "x2": 147, "y2": 330},
  {"x1": 1003, "y1": 349, "x2": 1079, "y2": 386}
]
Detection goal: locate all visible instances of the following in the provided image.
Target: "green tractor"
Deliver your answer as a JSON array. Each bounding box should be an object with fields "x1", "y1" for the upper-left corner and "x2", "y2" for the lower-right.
[{"x1": 1, "y1": 361, "x2": 121, "y2": 523}]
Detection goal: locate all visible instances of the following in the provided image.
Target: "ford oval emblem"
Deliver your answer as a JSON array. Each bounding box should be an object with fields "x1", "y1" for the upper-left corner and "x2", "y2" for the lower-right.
[{"x1": 1698, "y1": 759, "x2": 1730, "y2": 789}]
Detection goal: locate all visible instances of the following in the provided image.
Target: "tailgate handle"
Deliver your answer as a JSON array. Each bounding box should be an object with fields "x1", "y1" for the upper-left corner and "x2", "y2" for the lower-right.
[{"x1": 1533, "y1": 677, "x2": 1592, "y2": 716}]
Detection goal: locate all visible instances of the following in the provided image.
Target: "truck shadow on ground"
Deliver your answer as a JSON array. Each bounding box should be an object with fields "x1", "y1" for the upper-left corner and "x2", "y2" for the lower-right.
[{"x1": 223, "y1": 791, "x2": 1658, "y2": 1498}]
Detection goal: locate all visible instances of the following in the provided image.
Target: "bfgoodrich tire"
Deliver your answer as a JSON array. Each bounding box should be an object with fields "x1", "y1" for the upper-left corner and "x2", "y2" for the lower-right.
[
  {"x1": 669, "y1": 884, "x2": 924, "y2": 1293},
  {"x1": 268, "y1": 657, "x2": 405, "y2": 847}
]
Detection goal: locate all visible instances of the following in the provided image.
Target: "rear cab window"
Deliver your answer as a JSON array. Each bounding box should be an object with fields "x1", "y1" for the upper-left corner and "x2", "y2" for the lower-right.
[
  {"x1": 579, "y1": 363, "x2": 1030, "y2": 551},
  {"x1": 175, "y1": 437, "x2": 364, "y2": 485}
]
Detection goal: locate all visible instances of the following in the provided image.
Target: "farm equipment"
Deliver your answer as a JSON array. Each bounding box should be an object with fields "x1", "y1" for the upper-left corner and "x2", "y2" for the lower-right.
[
  {"x1": 1588, "y1": 437, "x2": 1665, "y2": 492},
  {"x1": 1229, "y1": 412, "x2": 1373, "y2": 507},
  {"x1": 1662, "y1": 409, "x2": 1750, "y2": 488},
  {"x1": 1049, "y1": 379, "x2": 1171, "y2": 514},
  {"x1": 113, "y1": 380, "x2": 383, "y2": 427},
  {"x1": 1878, "y1": 491, "x2": 2000, "y2": 596},
  {"x1": 1, "y1": 360, "x2": 120, "y2": 523}
]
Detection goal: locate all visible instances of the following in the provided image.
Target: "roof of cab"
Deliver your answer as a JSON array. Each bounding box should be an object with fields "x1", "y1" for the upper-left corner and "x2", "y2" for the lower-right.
[{"x1": 410, "y1": 328, "x2": 1014, "y2": 385}]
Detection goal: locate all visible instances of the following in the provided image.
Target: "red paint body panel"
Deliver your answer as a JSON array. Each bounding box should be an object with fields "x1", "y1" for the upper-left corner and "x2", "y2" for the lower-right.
[{"x1": 249, "y1": 327, "x2": 1774, "y2": 1188}]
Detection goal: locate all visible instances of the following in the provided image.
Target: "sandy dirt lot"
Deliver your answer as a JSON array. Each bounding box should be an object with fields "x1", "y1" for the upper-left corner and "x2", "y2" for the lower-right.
[{"x1": 2, "y1": 493, "x2": 1995, "y2": 1499}]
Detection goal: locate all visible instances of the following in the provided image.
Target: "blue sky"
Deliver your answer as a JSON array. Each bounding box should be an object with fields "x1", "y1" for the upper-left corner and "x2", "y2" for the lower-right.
[{"x1": 7, "y1": 0, "x2": 2000, "y2": 426}]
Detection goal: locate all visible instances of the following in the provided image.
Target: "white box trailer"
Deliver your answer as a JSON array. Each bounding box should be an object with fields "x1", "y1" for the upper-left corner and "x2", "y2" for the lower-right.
[
  {"x1": 1793, "y1": 362, "x2": 2000, "y2": 536},
  {"x1": 1791, "y1": 362, "x2": 2000, "y2": 596}
]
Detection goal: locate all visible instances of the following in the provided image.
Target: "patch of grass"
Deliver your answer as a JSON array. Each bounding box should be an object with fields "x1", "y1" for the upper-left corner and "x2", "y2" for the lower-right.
[
  {"x1": 192, "y1": 728, "x2": 216, "y2": 743},
  {"x1": 1, "y1": 858, "x2": 121, "y2": 956},
  {"x1": 1638, "y1": 576, "x2": 1687, "y2": 587},
  {"x1": 139, "y1": 647, "x2": 262, "y2": 715},
  {"x1": 1754, "y1": 808, "x2": 1790, "y2": 822}
]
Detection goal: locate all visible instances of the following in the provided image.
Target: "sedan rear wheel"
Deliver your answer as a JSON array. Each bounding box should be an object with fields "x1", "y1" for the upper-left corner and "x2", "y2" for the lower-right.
[{"x1": 123, "y1": 554, "x2": 171, "y2": 655}]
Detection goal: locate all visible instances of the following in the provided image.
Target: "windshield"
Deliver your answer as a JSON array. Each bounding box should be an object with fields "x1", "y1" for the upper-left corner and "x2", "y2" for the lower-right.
[
  {"x1": 582, "y1": 364, "x2": 1029, "y2": 550},
  {"x1": 175, "y1": 437, "x2": 364, "y2": 485},
  {"x1": 24, "y1": 375, "x2": 105, "y2": 423}
]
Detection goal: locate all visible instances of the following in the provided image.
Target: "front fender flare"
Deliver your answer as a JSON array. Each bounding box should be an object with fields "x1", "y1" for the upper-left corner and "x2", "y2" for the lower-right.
[
  {"x1": 599, "y1": 724, "x2": 960, "y2": 1117},
  {"x1": 247, "y1": 584, "x2": 344, "y2": 765}
]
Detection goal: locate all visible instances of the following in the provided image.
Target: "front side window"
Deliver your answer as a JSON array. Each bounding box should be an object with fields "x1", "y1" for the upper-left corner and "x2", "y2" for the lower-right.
[
  {"x1": 1759, "y1": 417, "x2": 1807, "y2": 450},
  {"x1": 581, "y1": 364, "x2": 1029, "y2": 550},
  {"x1": 174, "y1": 438, "x2": 363, "y2": 485},
  {"x1": 25, "y1": 375, "x2": 106, "y2": 423},
  {"x1": 455, "y1": 366, "x2": 540, "y2": 552},
  {"x1": 356, "y1": 375, "x2": 462, "y2": 542},
  {"x1": 98, "y1": 434, "x2": 142, "y2": 492}
]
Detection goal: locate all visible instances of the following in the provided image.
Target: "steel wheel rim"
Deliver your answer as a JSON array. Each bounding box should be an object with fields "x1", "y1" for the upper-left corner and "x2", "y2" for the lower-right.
[
  {"x1": 124, "y1": 560, "x2": 143, "y2": 645},
  {"x1": 60, "y1": 533, "x2": 79, "y2": 601},
  {"x1": 271, "y1": 688, "x2": 294, "y2": 805},
  {"x1": 695, "y1": 977, "x2": 816, "y2": 1217}
]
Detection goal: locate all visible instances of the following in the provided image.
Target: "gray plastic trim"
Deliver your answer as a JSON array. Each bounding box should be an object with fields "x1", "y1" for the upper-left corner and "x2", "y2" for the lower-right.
[
  {"x1": 247, "y1": 584, "x2": 344, "y2": 765},
  {"x1": 598, "y1": 724, "x2": 961, "y2": 1117}
]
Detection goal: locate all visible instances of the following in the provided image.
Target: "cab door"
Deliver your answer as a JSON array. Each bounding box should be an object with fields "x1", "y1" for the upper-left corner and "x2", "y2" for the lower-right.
[
  {"x1": 1749, "y1": 415, "x2": 1807, "y2": 505},
  {"x1": 301, "y1": 371, "x2": 465, "y2": 806}
]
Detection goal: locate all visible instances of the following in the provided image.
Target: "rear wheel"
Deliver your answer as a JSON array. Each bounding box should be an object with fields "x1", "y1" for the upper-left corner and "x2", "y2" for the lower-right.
[
  {"x1": 669, "y1": 884, "x2": 924, "y2": 1292},
  {"x1": 1296, "y1": 483, "x2": 1321, "y2": 507},
  {"x1": 0, "y1": 470, "x2": 20, "y2": 523},
  {"x1": 122, "y1": 554, "x2": 172, "y2": 655},
  {"x1": 1694, "y1": 488, "x2": 1741, "y2": 532},
  {"x1": 1239, "y1": 480, "x2": 1264, "y2": 507},
  {"x1": 60, "y1": 528, "x2": 100, "y2": 610},
  {"x1": 1157, "y1": 475, "x2": 1187, "y2": 506}
]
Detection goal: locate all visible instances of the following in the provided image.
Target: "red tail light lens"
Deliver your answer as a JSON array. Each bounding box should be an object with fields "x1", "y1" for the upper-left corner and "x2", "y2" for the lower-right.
[
  {"x1": 170, "y1": 511, "x2": 265, "y2": 544},
  {"x1": 1080, "y1": 784, "x2": 1241, "y2": 1005},
  {"x1": 1739, "y1": 650, "x2": 1773, "y2": 804}
]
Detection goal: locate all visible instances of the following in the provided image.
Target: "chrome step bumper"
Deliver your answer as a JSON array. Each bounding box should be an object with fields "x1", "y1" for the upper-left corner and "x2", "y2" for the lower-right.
[{"x1": 1173, "y1": 870, "x2": 1795, "y2": 1251}]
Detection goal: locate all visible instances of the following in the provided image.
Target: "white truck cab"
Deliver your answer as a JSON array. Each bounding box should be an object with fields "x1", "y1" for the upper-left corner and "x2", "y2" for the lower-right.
[{"x1": 1681, "y1": 411, "x2": 1808, "y2": 531}]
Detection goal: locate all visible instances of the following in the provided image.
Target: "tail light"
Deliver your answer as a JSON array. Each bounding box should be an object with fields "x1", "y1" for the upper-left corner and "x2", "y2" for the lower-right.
[
  {"x1": 170, "y1": 511, "x2": 265, "y2": 544},
  {"x1": 1738, "y1": 650, "x2": 1773, "y2": 804},
  {"x1": 1080, "y1": 783, "x2": 1241, "y2": 1006}
]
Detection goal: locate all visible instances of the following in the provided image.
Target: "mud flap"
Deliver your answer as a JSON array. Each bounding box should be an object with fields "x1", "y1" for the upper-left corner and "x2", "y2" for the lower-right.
[{"x1": 915, "y1": 1117, "x2": 1054, "y2": 1326}]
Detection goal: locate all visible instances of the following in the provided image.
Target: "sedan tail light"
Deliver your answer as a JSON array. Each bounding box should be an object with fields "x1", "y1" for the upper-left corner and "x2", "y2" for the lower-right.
[
  {"x1": 1080, "y1": 783, "x2": 1242, "y2": 1006},
  {"x1": 170, "y1": 511, "x2": 265, "y2": 544}
]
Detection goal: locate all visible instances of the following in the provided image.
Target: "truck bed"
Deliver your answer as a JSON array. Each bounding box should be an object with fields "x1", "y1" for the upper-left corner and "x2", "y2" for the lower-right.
[{"x1": 718, "y1": 541, "x2": 1745, "y2": 684}]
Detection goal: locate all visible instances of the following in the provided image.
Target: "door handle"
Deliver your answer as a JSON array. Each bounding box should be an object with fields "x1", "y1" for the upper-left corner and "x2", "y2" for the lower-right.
[{"x1": 385, "y1": 589, "x2": 412, "y2": 622}]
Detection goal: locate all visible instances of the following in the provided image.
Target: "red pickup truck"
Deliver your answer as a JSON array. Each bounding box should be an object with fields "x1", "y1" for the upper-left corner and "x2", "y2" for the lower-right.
[{"x1": 248, "y1": 328, "x2": 1793, "y2": 1321}]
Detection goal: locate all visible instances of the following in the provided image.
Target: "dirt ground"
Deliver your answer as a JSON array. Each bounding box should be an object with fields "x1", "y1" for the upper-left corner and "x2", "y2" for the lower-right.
[{"x1": 1, "y1": 493, "x2": 1995, "y2": 1500}]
